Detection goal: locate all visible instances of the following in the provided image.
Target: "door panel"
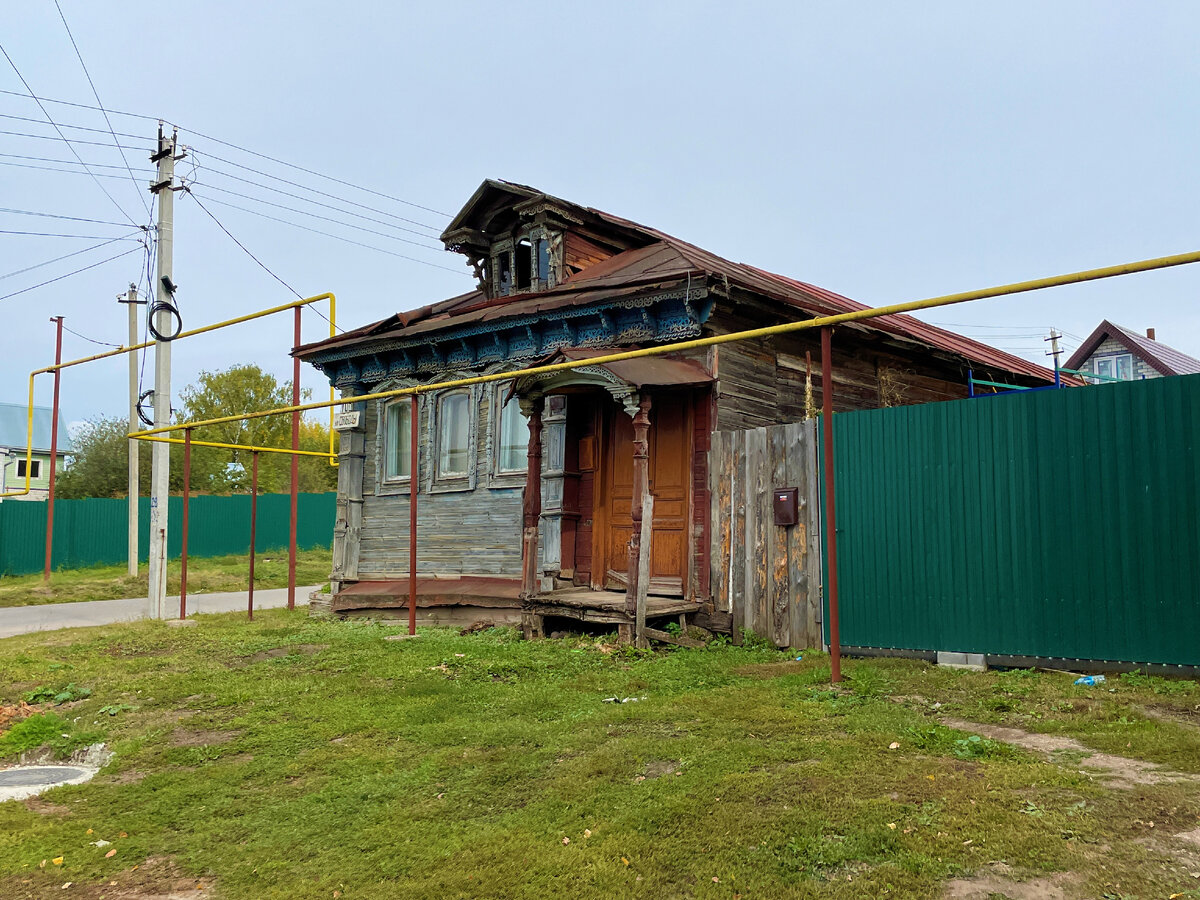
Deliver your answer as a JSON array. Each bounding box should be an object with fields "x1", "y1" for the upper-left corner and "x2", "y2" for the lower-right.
[{"x1": 602, "y1": 391, "x2": 692, "y2": 596}]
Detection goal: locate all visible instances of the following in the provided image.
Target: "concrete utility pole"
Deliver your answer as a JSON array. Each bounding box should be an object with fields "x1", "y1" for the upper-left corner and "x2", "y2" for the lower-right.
[
  {"x1": 1045, "y1": 328, "x2": 1064, "y2": 384},
  {"x1": 147, "y1": 125, "x2": 183, "y2": 618},
  {"x1": 119, "y1": 284, "x2": 144, "y2": 577}
]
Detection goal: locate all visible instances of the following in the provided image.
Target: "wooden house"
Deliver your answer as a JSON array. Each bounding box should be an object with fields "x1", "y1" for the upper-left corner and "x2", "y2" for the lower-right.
[{"x1": 295, "y1": 180, "x2": 1060, "y2": 641}]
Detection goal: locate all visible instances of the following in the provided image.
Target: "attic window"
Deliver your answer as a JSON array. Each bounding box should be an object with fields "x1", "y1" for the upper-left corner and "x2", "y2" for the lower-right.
[
  {"x1": 496, "y1": 251, "x2": 512, "y2": 296},
  {"x1": 535, "y1": 238, "x2": 550, "y2": 286},
  {"x1": 516, "y1": 239, "x2": 532, "y2": 290}
]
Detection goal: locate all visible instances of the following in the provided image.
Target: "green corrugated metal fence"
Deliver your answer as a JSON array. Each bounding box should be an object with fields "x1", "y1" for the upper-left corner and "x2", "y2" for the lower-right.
[
  {"x1": 829, "y1": 373, "x2": 1200, "y2": 666},
  {"x1": 0, "y1": 492, "x2": 336, "y2": 576}
]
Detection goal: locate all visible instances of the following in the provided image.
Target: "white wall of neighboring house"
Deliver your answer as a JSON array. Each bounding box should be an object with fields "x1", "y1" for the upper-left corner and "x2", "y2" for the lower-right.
[{"x1": 1079, "y1": 336, "x2": 1158, "y2": 382}]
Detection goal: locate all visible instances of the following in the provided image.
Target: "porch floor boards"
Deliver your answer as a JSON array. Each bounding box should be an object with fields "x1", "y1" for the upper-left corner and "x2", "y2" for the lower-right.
[
  {"x1": 330, "y1": 578, "x2": 696, "y2": 627},
  {"x1": 527, "y1": 587, "x2": 697, "y2": 626}
]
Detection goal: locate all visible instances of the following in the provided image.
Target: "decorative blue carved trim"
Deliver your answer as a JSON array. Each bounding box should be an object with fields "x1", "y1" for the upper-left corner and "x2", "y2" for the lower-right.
[{"x1": 312, "y1": 288, "x2": 712, "y2": 386}]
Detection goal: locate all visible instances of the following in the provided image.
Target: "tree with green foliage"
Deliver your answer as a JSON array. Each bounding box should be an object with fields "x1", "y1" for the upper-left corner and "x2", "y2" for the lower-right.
[
  {"x1": 56, "y1": 417, "x2": 229, "y2": 498},
  {"x1": 180, "y1": 364, "x2": 337, "y2": 494},
  {"x1": 57, "y1": 364, "x2": 336, "y2": 497}
]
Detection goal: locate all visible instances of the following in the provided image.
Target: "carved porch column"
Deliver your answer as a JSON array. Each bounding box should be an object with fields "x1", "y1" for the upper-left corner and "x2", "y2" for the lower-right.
[
  {"x1": 520, "y1": 395, "x2": 545, "y2": 600},
  {"x1": 624, "y1": 394, "x2": 652, "y2": 618}
]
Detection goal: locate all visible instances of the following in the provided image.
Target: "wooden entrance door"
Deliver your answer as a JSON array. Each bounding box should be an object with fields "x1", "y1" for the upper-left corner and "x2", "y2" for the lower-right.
[{"x1": 601, "y1": 391, "x2": 691, "y2": 596}]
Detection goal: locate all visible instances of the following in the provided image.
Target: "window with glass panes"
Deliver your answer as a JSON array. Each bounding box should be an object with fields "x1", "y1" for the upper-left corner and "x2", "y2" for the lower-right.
[
  {"x1": 383, "y1": 401, "x2": 412, "y2": 481},
  {"x1": 496, "y1": 388, "x2": 528, "y2": 474},
  {"x1": 1094, "y1": 354, "x2": 1134, "y2": 382},
  {"x1": 437, "y1": 391, "x2": 471, "y2": 478}
]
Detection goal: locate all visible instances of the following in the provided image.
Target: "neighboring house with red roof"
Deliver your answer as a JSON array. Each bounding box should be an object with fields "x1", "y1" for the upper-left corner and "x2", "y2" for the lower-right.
[
  {"x1": 1064, "y1": 320, "x2": 1200, "y2": 383},
  {"x1": 295, "y1": 180, "x2": 1062, "y2": 634}
]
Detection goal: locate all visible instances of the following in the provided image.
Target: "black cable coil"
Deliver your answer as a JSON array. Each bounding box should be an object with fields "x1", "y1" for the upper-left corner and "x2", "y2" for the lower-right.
[{"x1": 147, "y1": 297, "x2": 182, "y2": 341}]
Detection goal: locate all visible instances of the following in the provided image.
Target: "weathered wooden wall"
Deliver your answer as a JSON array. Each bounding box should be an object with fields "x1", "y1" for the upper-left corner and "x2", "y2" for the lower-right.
[
  {"x1": 356, "y1": 381, "x2": 526, "y2": 580},
  {"x1": 709, "y1": 420, "x2": 822, "y2": 648}
]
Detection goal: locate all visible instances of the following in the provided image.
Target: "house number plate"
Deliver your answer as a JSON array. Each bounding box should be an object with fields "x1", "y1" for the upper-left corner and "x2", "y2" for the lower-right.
[{"x1": 332, "y1": 410, "x2": 361, "y2": 431}]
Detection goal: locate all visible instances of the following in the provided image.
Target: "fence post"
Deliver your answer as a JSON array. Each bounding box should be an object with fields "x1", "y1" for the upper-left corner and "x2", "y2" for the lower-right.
[
  {"x1": 821, "y1": 326, "x2": 842, "y2": 683},
  {"x1": 248, "y1": 451, "x2": 259, "y2": 621},
  {"x1": 179, "y1": 428, "x2": 191, "y2": 619}
]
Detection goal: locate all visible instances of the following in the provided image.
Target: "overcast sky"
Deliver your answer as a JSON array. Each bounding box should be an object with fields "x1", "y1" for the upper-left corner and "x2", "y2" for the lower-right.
[{"x1": 4, "y1": 1, "x2": 1198, "y2": 426}]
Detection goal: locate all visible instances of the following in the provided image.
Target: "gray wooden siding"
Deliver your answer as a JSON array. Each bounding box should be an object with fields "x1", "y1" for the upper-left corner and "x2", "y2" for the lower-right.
[{"x1": 355, "y1": 377, "x2": 529, "y2": 579}]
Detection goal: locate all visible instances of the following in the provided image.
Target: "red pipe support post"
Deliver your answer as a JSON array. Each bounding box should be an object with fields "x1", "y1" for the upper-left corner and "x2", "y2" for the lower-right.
[
  {"x1": 288, "y1": 306, "x2": 301, "y2": 610},
  {"x1": 43, "y1": 316, "x2": 64, "y2": 583},
  {"x1": 180, "y1": 428, "x2": 192, "y2": 619},
  {"x1": 820, "y1": 326, "x2": 842, "y2": 683},
  {"x1": 248, "y1": 451, "x2": 259, "y2": 621},
  {"x1": 408, "y1": 393, "x2": 418, "y2": 635}
]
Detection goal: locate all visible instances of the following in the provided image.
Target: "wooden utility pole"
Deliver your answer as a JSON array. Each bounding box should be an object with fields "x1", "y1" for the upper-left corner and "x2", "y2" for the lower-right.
[{"x1": 119, "y1": 284, "x2": 144, "y2": 577}]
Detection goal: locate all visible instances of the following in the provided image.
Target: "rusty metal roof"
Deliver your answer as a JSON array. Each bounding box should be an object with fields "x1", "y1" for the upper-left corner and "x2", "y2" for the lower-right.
[{"x1": 296, "y1": 182, "x2": 1067, "y2": 384}]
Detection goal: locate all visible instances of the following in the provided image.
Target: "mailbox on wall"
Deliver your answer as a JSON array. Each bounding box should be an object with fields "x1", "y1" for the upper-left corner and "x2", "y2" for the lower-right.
[{"x1": 773, "y1": 487, "x2": 799, "y2": 526}]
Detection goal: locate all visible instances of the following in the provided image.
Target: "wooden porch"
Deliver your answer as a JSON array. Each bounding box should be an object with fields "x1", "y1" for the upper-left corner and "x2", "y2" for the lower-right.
[
  {"x1": 329, "y1": 577, "x2": 729, "y2": 643},
  {"x1": 524, "y1": 587, "x2": 706, "y2": 644}
]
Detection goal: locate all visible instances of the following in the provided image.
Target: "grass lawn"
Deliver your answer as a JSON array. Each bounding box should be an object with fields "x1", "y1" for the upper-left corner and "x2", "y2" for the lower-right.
[
  {"x1": 0, "y1": 548, "x2": 332, "y2": 608},
  {"x1": 2, "y1": 613, "x2": 1200, "y2": 899}
]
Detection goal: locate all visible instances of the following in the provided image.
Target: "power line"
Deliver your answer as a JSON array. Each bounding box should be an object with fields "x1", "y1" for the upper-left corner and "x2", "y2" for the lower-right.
[
  {"x1": 188, "y1": 149, "x2": 442, "y2": 238},
  {"x1": 62, "y1": 322, "x2": 122, "y2": 347},
  {"x1": 189, "y1": 190, "x2": 464, "y2": 273},
  {"x1": 0, "y1": 246, "x2": 141, "y2": 303},
  {"x1": 191, "y1": 148, "x2": 444, "y2": 233},
  {"x1": 0, "y1": 207, "x2": 137, "y2": 228},
  {"x1": 2, "y1": 88, "x2": 451, "y2": 218},
  {"x1": 0, "y1": 150, "x2": 153, "y2": 172},
  {"x1": 184, "y1": 188, "x2": 302, "y2": 299},
  {"x1": 0, "y1": 110, "x2": 147, "y2": 140},
  {"x1": 0, "y1": 87, "x2": 161, "y2": 122},
  {"x1": 0, "y1": 42, "x2": 138, "y2": 225},
  {"x1": 52, "y1": 0, "x2": 151, "y2": 218},
  {"x1": 174, "y1": 128, "x2": 452, "y2": 218},
  {"x1": 0, "y1": 159, "x2": 152, "y2": 180},
  {"x1": 0, "y1": 231, "x2": 144, "y2": 281},
  {"x1": 0, "y1": 127, "x2": 153, "y2": 151},
  {"x1": 0, "y1": 229, "x2": 143, "y2": 239},
  {"x1": 185, "y1": 176, "x2": 446, "y2": 252}
]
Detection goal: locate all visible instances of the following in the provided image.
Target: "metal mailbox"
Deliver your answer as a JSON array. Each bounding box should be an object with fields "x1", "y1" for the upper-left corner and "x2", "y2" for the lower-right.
[{"x1": 773, "y1": 487, "x2": 798, "y2": 526}]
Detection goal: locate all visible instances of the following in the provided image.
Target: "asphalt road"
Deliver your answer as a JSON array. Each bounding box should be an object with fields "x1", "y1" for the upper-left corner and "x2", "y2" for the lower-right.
[{"x1": 0, "y1": 586, "x2": 319, "y2": 639}]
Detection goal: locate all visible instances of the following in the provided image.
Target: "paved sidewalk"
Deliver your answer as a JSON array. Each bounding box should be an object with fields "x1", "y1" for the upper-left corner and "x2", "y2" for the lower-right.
[{"x1": 0, "y1": 586, "x2": 319, "y2": 639}]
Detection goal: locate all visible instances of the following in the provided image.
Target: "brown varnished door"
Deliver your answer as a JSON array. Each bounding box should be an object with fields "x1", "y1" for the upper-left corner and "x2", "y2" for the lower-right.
[{"x1": 602, "y1": 391, "x2": 691, "y2": 596}]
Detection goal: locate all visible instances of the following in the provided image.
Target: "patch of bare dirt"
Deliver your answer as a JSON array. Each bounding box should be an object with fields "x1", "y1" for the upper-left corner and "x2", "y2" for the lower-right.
[
  {"x1": 459, "y1": 620, "x2": 496, "y2": 635},
  {"x1": 103, "y1": 769, "x2": 146, "y2": 785},
  {"x1": 941, "y1": 863, "x2": 1077, "y2": 900},
  {"x1": 1, "y1": 855, "x2": 211, "y2": 899},
  {"x1": 941, "y1": 717, "x2": 1200, "y2": 789},
  {"x1": 168, "y1": 728, "x2": 238, "y2": 748},
  {"x1": 1141, "y1": 704, "x2": 1200, "y2": 732},
  {"x1": 732, "y1": 661, "x2": 807, "y2": 678},
  {"x1": 235, "y1": 643, "x2": 327, "y2": 665},
  {"x1": 0, "y1": 700, "x2": 39, "y2": 729},
  {"x1": 22, "y1": 797, "x2": 71, "y2": 815},
  {"x1": 639, "y1": 759, "x2": 680, "y2": 780}
]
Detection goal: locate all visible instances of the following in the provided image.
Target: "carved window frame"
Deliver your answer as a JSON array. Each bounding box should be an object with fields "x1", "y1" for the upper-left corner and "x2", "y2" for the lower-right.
[
  {"x1": 489, "y1": 381, "x2": 529, "y2": 489},
  {"x1": 428, "y1": 384, "x2": 480, "y2": 494},
  {"x1": 373, "y1": 379, "x2": 421, "y2": 498}
]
